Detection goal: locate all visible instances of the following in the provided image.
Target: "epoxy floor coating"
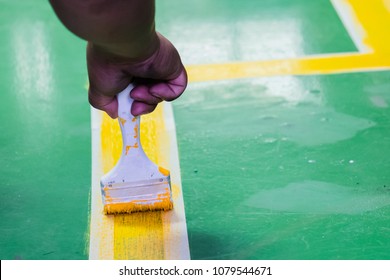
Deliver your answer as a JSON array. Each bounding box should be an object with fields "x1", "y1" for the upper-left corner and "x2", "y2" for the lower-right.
[{"x1": 1, "y1": 0, "x2": 389, "y2": 259}]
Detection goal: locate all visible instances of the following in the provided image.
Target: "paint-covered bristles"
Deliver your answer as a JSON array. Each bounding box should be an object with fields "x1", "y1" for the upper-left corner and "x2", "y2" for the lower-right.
[{"x1": 104, "y1": 199, "x2": 173, "y2": 215}]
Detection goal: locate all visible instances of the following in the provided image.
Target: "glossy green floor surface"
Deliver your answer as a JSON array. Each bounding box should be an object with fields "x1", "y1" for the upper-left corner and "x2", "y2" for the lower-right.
[
  {"x1": 0, "y1": 1, "x2": 90, "y2": 259},
  {"x1": 174, "y1": 72, "x2": 390, "y2": 259},
  {"x1": 159, "y1": 0, "x2": 390, "y2": 259},
  {"x1": 1, "y1": 0, "x2": 389, "y2": 260},
  {"x1": 156, "y1": 0, "x2": 357, "y2": 64}
]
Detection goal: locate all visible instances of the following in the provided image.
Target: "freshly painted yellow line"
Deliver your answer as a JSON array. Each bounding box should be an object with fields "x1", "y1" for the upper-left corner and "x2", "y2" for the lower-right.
[
  {"x1": 102, "y1": 106, "x2": 166, "y2": 260},
  {"x1": 113, "y1": 212, "x2": 165, "y2": 260},
  {"x1": 186, "y1": 0, "x2": 390, "y2": 83},
  {"x1": 344, "y1": 0, "x2": 390, "y2": 54},
  {"x1": 186, "y1": 53, "x2": 389, "y2": 83},
  {"x1": 89, "y1": 103, "x2": 190, "y2": 260}
]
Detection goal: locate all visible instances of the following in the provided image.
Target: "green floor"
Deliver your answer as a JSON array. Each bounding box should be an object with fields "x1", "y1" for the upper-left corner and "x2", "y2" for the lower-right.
[
  {"x1": 156, "y1": 0, "x2": 357, "y2": 64},
  {"x1": 175, "y1": 72, "x2": 390, "y2": 259},
  {"x1": 0, "y1": 1, "x2": 90, "y2": 259},
  {"x1": 1, "y1": 0, "x2": 389, "y2": 260}
]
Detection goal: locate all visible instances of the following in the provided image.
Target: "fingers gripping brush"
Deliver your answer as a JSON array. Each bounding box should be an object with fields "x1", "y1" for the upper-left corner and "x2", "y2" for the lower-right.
[{"x1": 100, "y1": 84, "x2": 173, "y2": 214}]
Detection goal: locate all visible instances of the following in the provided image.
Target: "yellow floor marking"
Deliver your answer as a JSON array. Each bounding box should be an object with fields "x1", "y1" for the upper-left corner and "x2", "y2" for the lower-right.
[
  {"x1": 101, "y1": 106, "x2": 167, "y2": 259},
  {"x1": 113, "y1": 212, "x2": 165, "y2": 260},
  {"x1": 345, "y1": 0, "x2": 390, "y2": 54},
  {"x1": 186, "y1": 0, "x2": 390, "y2": 83},
  {"x1": 331, "y1": 0, "x2": 371, "y2": 52},
  {"x1": 90, "y1": 102, "x2": 190, "y2": 260},
  {"x1": 187, "y1": 53, "x2": 389, "y2": 83}
]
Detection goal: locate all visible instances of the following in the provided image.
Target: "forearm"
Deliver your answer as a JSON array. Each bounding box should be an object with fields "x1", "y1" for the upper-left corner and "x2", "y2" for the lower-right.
[{"x1": 49, "y1": 0, "x2": 158, "y2": 60}]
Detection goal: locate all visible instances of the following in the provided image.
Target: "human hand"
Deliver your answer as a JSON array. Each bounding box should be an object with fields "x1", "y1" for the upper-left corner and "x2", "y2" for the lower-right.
[{"x1": 87, "y1": 33, "x2": 187, "y2": 118}]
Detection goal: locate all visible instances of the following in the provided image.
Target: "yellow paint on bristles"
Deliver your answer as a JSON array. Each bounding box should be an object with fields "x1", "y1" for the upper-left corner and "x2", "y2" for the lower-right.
[
  {"x1": 104, "y1": 199, "x2": 173, "y2": 215},
  {"x1": 103, "y1": 186, "x2": 173, "y2": 214},
  {"x1": 101, "y1": 104, "x2": 172, "y2": 214}
]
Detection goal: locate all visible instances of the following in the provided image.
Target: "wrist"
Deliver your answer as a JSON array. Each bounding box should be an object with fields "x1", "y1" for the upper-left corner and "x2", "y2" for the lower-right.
[{"x1": 90, "y1": 31, "x2": 159, "y2": 63}]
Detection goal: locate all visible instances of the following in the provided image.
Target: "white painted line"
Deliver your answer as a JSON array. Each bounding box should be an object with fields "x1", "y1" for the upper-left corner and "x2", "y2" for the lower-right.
[
  {"x1": 88, "y1": 108, "x2": 114, "y2": 260},
  {"x1": 162, "y1": 102, "x2": 191, "y2": 260},
  {"x1": 331, "y1": 0, "x2": 372, "y2": 53}
]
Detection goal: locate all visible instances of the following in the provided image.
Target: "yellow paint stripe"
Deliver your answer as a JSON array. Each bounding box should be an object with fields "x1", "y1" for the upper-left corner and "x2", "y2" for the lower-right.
[
  {"x1": 345, "y1": 0, "x2": 390, "y2": 54},
  {"x1": 186, "y1": 0, "x2": 390, "y2": 83},
  {"x1": 90, "y1": 101, "x2": 189, "y2": 259},
  {"x1": 186, "y1": 53, "x2": 390, "y2": 82},
  {"x1": 101, "y1": 105, "x2": 167, "y2": 259},
  {"x1": 331, "y1": 0, "x2": 370, "y2": 52},
  {"x1": 113, "y1": 212, "x2": 164, "y2": 260}
]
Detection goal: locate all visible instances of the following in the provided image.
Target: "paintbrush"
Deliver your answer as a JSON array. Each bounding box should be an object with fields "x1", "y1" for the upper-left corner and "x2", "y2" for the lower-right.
[{"x1": 100, "y1": 84, "x2": 173, "y2": 214}]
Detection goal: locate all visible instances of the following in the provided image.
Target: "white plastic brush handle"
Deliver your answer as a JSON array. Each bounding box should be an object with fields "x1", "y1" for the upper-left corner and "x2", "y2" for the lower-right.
[
  {"x1": 117, "y1": 84, "x2": 144, "y2": 159},
  {"x1": 101, "y1": 83, "x2": 162, "y2": 184},
  {"x1": 100, "y1": 83, "x2": 171, "y2": 207}
]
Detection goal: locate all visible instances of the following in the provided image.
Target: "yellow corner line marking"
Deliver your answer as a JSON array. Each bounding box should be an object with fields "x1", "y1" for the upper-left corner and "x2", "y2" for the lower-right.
[
  {"x1": 187, "y1": 53, "x2": 389, "y2": 83},
  {"x1": 186, "y1": 0, "x2": 390, "y2": 83},
  {"x1": 344, "y1": 0, "x2": 390, "y2": 54}
]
